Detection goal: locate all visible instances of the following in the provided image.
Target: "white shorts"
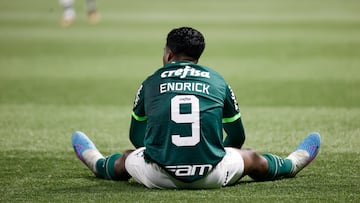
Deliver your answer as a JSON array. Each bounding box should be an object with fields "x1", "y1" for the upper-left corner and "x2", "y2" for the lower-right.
[{"x1": 125, "y1": 147, "x2": 244, "y2": 189}]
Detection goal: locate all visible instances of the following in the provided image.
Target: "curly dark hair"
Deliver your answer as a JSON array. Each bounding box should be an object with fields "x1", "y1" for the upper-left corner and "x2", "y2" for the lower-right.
[{"x1": 166, "y1": 27, "x2": 205, "y2": 60}]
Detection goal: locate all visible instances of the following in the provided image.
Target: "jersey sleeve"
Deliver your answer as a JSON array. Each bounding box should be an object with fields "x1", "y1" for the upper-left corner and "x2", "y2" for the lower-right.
[
  {"x1": 132, "y1": 84, "x2": 147, "y2": 121},
  {"x1": 222, "y1": 84, "x2": 245, "y2": 148},
  {"x1": 222, "y1": 84, "x2": 241, "y2": 123},
  {"x1": 130, "y1": 84, "x2": 147, "y2": 148}
]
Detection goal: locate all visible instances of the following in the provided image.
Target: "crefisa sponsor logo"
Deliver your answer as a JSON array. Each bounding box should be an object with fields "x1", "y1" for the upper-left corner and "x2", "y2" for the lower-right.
[{"x1": 161, "y1": 66, "x2": 210, "y2": 79}]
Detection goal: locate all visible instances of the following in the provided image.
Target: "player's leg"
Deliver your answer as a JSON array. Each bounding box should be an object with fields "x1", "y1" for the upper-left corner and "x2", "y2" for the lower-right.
[
  {"x1": 113, "y1": 150, "x2": 133, "y2": 180},
  {"x1": 240, "y1": 149, "x2": 293, "y2": 180},
  {"x1": 86, "y1": 0, "x2": 100, "y2": 24},
  {"x1": 72, "y1": 131, "x2": 132, "y2": 180},
  {"x1": 124, "y1": 147, "x2": 183, "y2": 189},
  {"x1": 240, "y1": 132, "x2": 321, "y2": 181},
  {"x1": 59, "y1": 0, "x2": 76, "y2": 27}
]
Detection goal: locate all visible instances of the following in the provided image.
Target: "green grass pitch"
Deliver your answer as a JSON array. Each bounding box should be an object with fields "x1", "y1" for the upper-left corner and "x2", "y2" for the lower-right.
[{"x1": 0, "y1": 0, "x2": 359, "y2": 202}]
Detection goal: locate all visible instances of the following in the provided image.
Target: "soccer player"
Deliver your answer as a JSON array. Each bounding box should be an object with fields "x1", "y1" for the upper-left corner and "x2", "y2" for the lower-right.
[
  {"x1": 59, "y1": 0, "x2": 99, "y2": 27},
  {"x1": 72, "y1": 27, "x2": 321, "y2": 189}
]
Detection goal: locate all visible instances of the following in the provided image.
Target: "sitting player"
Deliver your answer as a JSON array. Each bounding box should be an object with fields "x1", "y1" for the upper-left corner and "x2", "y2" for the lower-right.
[{"x1": 71, "y1": 27, "x2": 321, "y2": 189}]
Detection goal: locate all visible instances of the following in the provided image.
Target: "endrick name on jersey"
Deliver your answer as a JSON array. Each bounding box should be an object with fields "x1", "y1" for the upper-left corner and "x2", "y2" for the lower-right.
[{"x1": 160, "y1": 82, "x2": 210, "y2": 94}]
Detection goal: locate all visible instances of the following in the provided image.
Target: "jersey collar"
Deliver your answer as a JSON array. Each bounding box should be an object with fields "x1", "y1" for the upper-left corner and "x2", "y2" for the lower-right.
[{"x1": 164, "y1": 60, "x2": 194, "y2": 68}]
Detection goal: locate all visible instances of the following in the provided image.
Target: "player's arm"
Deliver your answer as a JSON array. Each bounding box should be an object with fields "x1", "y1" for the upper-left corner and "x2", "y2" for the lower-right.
[
  {"x1": 129, "y1": 114, "x2": 147, "y2": 148},
  {"x1": 223, "y1": 117, "x2": 245, "y2": 149},
  {"x1": 222, "y1": 84, "x2": 245, "y2": 149},
  {"x1": 129, "y1": 84, "x2": 147, "y2": 148}
]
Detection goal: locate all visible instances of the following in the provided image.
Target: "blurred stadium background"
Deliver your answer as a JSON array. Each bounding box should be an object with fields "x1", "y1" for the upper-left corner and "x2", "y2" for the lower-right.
[{"x1": 0, "y1": 0, "x2": 359, "y2": 202}]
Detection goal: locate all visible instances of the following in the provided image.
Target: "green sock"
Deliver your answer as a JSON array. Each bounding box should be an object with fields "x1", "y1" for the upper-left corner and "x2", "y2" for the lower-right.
[
  {"x1": 95, "y1": 153, "x2": 122, "y2": 180},
  {"x1": 262, "y1": 153, "x2": 293, "y2": 180}
]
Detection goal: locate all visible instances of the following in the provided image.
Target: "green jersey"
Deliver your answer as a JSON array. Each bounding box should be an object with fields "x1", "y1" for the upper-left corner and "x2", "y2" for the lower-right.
[{"x1": 132, "y1": 61, "x2": 241, "y2": 182}]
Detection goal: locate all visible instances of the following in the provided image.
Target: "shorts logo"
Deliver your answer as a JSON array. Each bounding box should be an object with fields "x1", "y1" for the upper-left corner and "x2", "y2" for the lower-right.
[
  {"x1": 165, "y1": 164, "x2": 212, "y2": 177},
  {"x1": 161, "y1": 66, "x2": 210, "y2": 79}
]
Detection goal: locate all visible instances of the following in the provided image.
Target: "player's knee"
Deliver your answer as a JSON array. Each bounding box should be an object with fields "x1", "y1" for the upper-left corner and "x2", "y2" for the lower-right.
[
  {"x1": 241, "y1": 149, "x2": 268, "y2": 177},
  {"x1": 242, "y1": 148, "x2": 259, "y2": 161},
  {"x1": 114, "y1": 150, "x2": 134, "y2": 181},
  {"x1": 248, "y1": 149, "x2": 267, "y2": 171},
  {"x1": 123, "y1": 149, "x2": 135, "y2": 160}
]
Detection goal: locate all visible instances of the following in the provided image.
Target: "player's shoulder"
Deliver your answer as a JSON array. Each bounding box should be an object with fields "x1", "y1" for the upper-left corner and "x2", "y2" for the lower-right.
[
  {"x1": 193, "y1": 63, "x2": 229, "y2": 87},
  {"x1": 194, "y1": 63, "x2": 223, "y2": 77}
]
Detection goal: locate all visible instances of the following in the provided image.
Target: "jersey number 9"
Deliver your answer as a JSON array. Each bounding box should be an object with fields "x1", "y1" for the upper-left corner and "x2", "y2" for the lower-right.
[{"x1": 171, "y1": 95, "x2": 200, "y2": 147}]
